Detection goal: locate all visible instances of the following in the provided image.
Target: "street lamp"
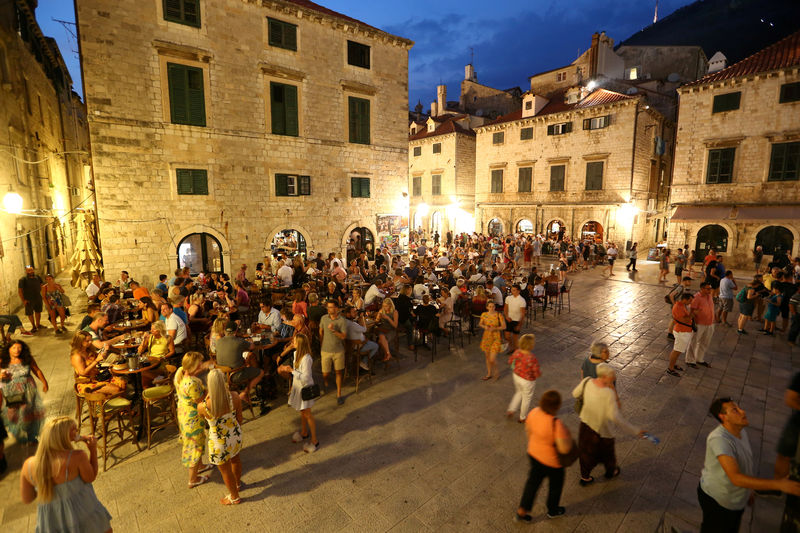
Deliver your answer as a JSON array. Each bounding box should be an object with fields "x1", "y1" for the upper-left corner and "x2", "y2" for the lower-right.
[{"x1": 2, "y1": 191, "x2": 23, "y2": 214}]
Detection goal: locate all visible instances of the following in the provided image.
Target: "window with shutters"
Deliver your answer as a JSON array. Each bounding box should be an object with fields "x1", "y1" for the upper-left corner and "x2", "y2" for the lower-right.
[
  {"x1": 413, "y1": 146, "x2": 421, "y2": 157},
  {"x1": 585, "y1": 161, "x2": 603, "y2": 190},
  {"x1": 490, "y1": 169, "x2": 503, "y2": 193},
  {"x1": 518, "y1": 167, "x2": 532, "y2": 192},
  {"x1": 167, "y1": 63, "x2": 206, "y2": 126},
  {"x1": 432, "y1": 174, "x2": 441, "y2": 195},
  {"x1": 712, "y1": 92, "x2": 741, "y2": 113},
  {"x1": 275, "y1": 174, "x2": 311, "y2": 196},
  {"x1": 176, "y1": 169, "x2": 208, "y2": 195},
  {"x1": 347, "y1": 40, "x2": 370, "y2": 69},
  {"x1": 768, "y1": 142, "x2": 800, "y2": 181},
  {"x1": 706, "y1": 148, "x2": 735, "y2": 184},
  {"x1": 779, "y1": 82, "x2": 800, "y2": 103},
  {"x1": 520, "y1": 127, "x2": 533, "y2": 140},
  {"x1": 583, "y1": 115, "x2": 609, "y2": 130},
  {"x1": 270, "y1": 82, "x2": 298, "y2": 136},
  {"x1": 547, "y1": 122, "x2": 572, "y2": 135},
  {"x1": 432, "y1": 143, "x2": 441, "y2": 154},
  {"x1": 550, "y1": 165, "x2": 565, "y2": 191},
  {"x1": 492, "y1": 132, "x2": 504, "y2": 145},
  {"x1": 348, "y1": 97, "x2": 370, "y2": 144},
  {"x1": 412, "y1": 176, "x2": 421, "y2": 196},
  {"x1": 351, "y1": 177, "x2": 370, "y2": 198},
  {"x1": 267, "y1": 18, "x2": 297, "y2": 51},
  {"x1": 163, "y1": 0, "x2": 200, "y2": 27}
]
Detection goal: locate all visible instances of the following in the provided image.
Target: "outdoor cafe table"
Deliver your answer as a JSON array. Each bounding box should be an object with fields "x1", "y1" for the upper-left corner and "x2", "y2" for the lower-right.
[
  {"x1": 107, "y1": 318, "x2": 150, "y2": 335},
  {"x1": 110, "y1": 355, "x2": 160, "y2": 440}
]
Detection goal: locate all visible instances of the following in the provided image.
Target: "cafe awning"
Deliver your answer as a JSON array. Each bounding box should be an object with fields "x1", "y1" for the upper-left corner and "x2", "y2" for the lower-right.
[
  {"x1": 735, "y1": 205, "x2": 800, "y2": 220},
  {"x1": 670, "y1": 206, "x2": 733, "y2": 221},
  {"x1": 671, "y1": 205, "x2": 800, "y2": 222}
]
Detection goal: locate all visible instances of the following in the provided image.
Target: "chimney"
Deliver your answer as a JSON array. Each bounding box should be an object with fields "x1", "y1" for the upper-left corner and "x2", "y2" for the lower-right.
[
  {"x1": 437, "y1": 85, "x2": 447, "y2": 116},
  {"x1": 430, "y1": 101, "x2": 438, "y2": 117},
  {"x1": 589, "y1": 32, "x2": 600, "y2": 79},
  {"x1": 465, "y1": 64, "x2": 477, "y2": 82}
]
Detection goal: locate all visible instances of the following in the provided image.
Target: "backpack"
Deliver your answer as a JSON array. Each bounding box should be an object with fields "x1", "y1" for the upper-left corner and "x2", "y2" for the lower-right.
[{"x1": 735, "y1": 287, "x2": 748, "y2": 303}]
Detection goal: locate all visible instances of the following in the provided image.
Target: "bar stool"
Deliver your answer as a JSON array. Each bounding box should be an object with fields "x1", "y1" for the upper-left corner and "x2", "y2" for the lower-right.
[
  {"x1": 83, "y1": 391, "x2": 141, "y2": 471},
  {"x1": 142, "y1": 364, "x2": 178, "y2": 449}
]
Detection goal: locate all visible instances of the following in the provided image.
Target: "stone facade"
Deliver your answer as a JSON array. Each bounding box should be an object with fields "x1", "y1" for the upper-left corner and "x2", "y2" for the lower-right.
[
  {"x1": 76, "y1": 0, "x2": 411, "y2": 285},
  {"x1": 0, "y1": 1, "x2": 89, "y2": 311},
  {"x1": 669, "y1": 34, "x2": 800, "y2": 267}
]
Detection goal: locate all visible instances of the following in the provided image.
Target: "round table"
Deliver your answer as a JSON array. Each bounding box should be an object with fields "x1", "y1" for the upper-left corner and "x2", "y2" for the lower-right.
[{"x1": 111, "y1": 356, "x2": 161, "y2": 440}]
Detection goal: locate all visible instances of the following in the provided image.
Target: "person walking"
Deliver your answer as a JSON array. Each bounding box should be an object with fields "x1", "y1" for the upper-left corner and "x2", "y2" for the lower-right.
[
  {"x1": 658, "y1": 249, "x2": 671, "y2": 283},
  {"x1": 573, "y1": 364, "x2": 644, "y2": 485},
  {"x1": 1, "y1": 340, "x2": 47, "y2": 444},
  {"x1": 685, "y1": 282, "x2": 715, "y2": 369},
  {"x1": 20, "y1": 416, "x2": 113, "y2": 533},
  {"x1": 605, "y1": 243, "x2": 618, "y2": 276},
  {"x1": 506, "y1": 334, "x2": 541, "y2": 423},
  {"x1": 514, "y1": 390, "x2": 574, "y2": 522},
  {"x1": 319, "y1": 300, "x2": 347, "y2": 405},
  {"x1": 18, "y1": 267, "x2": 45, "y2": 333},
  {"x1": 41, "y1": 274, "x2": 68, "y2": 334},
  {"x1": 198, "y1": 369, "x2": 243, "y2": 505},
  {"x1": 581, "y1": 342, "x2": 610, "y2": 379},
  {"x1": 674, "y1": 248, "x2": 687, "y2": 284},
  {"x1": 667, "y1": 293, "x2": 694, "y2": 377},
  {"x1": 479, "y1": 301, "x2": 506, "y2": 381},
  {"x1": 753, "y1": 245, "x2": 764, "y2": 274},
  {"x1": 503, "y1": 285, "x2": 526, "y2": 354},
  {"x1": 278, "y1": 333, "x2": 319, "y2": 453},
  {"x1": 717, "y1": 270, "x2": 737, "y2": 326},
  {"x1": 625, "y1": 243, "x2": 638, "y2": 272},
  {"x1": 174, "y1": 352, "x2": 213, "y2": 489}
]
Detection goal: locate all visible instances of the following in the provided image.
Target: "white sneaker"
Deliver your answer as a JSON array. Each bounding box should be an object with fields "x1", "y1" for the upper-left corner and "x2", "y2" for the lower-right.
[
  {"x1": 303, "y1": 442, "x2": 319, "y2": 453},
  {"x1": 292, "y1": 431, "x2": 303, "y2": 443}
]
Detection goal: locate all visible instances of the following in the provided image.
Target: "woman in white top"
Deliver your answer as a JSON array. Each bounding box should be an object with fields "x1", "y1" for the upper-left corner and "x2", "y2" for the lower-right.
[
  {"x1": 572, "y1": 363, "x2": 646, "y2": 486},
  {"x1": 278, "y1": 334, "x2": 319, "y2": 453}
]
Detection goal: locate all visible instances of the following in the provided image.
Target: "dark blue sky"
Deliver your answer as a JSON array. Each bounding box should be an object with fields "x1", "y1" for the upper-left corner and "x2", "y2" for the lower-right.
[{"x1": 37, "y1": 0, "x2": 694, "y2": 108}]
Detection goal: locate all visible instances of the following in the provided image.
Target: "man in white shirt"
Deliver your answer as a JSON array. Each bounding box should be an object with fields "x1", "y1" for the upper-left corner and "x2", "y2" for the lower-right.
[
  {"x1": 364, "y1": 284, "x2": 385, "y2": 306},
  {"x1": 345, "y1": 307, "x2": 379, "y2": 371},
  {"x1": 161, "y1": 303, "x2": 188, "y2": 353},
  {"x1": 504, "y1": 284, "x2": 527, "y2": 352},
  {"x1": 86, "y1": 273, "x2": 102, "y2": 299},
  {"x1": 276, "y1": 260, "x2": 293, "y2": 287},
  {"x1": 487, "y1": 280, "x2": 503, "y2": 306},
  {"x1": 256, "y1": 301, "x2": 282, "y2": 331},
  {"x1": 437, "y1": 253, "x2": 450, "y2": 267}
]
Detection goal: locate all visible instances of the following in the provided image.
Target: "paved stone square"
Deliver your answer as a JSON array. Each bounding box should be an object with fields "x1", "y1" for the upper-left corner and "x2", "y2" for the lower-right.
[{"x1": 0, "y1": 261, "x2": 796, "y2": 532}]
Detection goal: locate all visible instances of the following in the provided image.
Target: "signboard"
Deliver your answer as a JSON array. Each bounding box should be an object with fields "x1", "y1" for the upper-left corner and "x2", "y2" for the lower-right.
[{"x1": 376, "y1": 214, "x2": 408, "y2": 255}]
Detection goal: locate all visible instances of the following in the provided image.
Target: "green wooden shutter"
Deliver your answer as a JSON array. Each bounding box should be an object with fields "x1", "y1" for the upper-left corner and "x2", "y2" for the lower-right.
[
  {"x1": 359, "y1": 99, "x2": 370, "y2": 144},
  {"x1": 176, "y1": 169, "x2": 193, "y2": 194},
  {"x1": 167, "y1": 63, "x2": 188, "y2": 124},
  {"x1": 546, "y1": 124, "x2": 555, "y2": 135},
  {"x1": 275, "y1": 174, "x2": 289, "y2": 196},
  {"x1": 270, "y1": 83, "x2": 285, "y2": 134},
  {"x1": 164, "y1": 0, "x2": 182, "y2": 20},
  {"x1": 284, "y1": 84, "x2": 298, "y2": 136},
  {"x1": 349, "y1": 97, "x2": 370, "y2": 144},
  {"x1": 192, "y1": 169, "x2": 208, "y2": 194},
  {"x1": 186, "y1": 67, "x2": 205, "y2": 126},
  {"x1": 268, "y1": 19, "x2": 283, "y2": 47},
  {"x1": 586, "y1": 162, "x2": 603, "y2": 190},
  {"x1": 284, "y1": 23, "x2": 297, "y2": 50},
  {"x1": 348, "y1": 98, "x2": 358, "y2": 143},
  {"x1": 351, "y1": 177, "x2": 359, "y2": 197},
  {"x1": 361, "y1": 178, "x2": 370, "y2": 197},
  {"x1": 182, "y1": 0, "x2": 200, "y2": 25},
  {"x1": 299, "y1": 175, "x2": 311, "y2": 195},
  {"x1": 564, "y1": 122, "x2": 572, "y2": 133}
]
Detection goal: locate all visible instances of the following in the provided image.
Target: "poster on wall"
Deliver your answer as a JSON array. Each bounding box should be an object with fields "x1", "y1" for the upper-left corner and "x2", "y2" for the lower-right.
[{"x1": 376, "y1": 214, "x2": 408, "y2": 255}]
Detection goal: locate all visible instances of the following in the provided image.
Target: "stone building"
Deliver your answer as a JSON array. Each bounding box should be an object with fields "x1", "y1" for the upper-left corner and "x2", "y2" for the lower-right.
[
  {"x1": 75, "y1": 0, "x2": 411, "y2": 283},
  {"x1": 474, "y1": 86, "x2": 672, "y2": 250},
  {"x1": 669, "y1": 30, "x2": 800, "y2": 266},
  {"x1": 0, "y1": 0, "x2": 89, "y2": 310}
]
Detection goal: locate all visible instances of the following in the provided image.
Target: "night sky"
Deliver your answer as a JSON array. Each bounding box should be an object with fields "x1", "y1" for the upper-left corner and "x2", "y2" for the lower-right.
[{"x1": 37, "y1": 0, "x2": 696, "y2": 108}]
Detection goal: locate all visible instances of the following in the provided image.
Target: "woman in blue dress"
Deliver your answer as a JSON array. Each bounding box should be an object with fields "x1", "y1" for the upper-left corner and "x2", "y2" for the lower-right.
[
  {"x1": 762, "y1": 285, "x2": 782, "y2": 336},
  {"x1": 0, "y1": 340, "x2": 47, "y2": 444}
]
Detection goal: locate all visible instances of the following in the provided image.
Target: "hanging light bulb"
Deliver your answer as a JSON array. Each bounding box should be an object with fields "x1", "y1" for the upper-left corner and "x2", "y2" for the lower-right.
[{"x1": 2, "y1": 191, "x2": 23, "y2": 214}]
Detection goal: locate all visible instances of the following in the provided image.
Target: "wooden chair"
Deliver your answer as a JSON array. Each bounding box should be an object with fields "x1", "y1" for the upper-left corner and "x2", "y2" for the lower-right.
[
  {"x1": 345, "y1": 339, "x2": 372, "y2": 393},
  {"x1": 216, "y1": 364, "x2": 257, "y2": 419},
  {"x1": 559, "y1": 280, "x2": 573, "y2": 312},
  {"x1": 83, "y1": 391, "x2": 141, "y2": 472},
  {"x1": 142, "y1": 364, "x2": 178, "y2": 449}
]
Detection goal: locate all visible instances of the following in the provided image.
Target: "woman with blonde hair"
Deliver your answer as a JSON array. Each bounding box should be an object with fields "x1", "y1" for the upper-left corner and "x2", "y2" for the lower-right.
[
  {"x1": 375, "y1": 298, "x2": 399, "y2": 362},
  {"x1": 208, "y1": 317, "x2": 227, "y2": 357},
  {"x1": 20, "y1": 416, "x2": 112, "y2": 532},
  {"x1": 278, "y1": 334, "x2": 319, "y2": 453},
  {"x1": 479, "y1": 301, "x2": 506, "y2": 381},
  {"x1": 175, "y1": 352, "x2": 213, "y2": 488},
  {"x1": 70, "y1": 331, "x2": 125, "y2": 397},
  {"x1": 198, "y1": 369, "x2": 243, "y2": 505}
]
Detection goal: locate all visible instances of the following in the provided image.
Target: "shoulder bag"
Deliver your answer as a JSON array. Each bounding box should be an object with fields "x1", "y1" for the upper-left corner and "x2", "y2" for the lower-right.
[
  {"x1": 574, "y1": 377, "x2": 590, "y2": 414},
  {"x1": 552, "y1": 417, "x2": 579, "y2": 467},
  {"x1": 301, "y1": 384, "x2": 321, "y2": 401}
]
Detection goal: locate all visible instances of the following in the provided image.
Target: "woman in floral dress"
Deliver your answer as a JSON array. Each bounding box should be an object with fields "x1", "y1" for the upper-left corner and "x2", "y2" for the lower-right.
[
  {"x1": 199, "y1": 368, "x2": 243, "y2": 505},
  {"x1": 0, "y1": 340, "x2": 48, "y2": 443},
  {"x1": 42, "y1": 274, "x2": 68, "y2": 334},
  {"x1": 479, "y1": 301, "x2": 506, "y2": 381},
  {"x1": 174, "y1": 352, "x2": 212, "y2": 488}
]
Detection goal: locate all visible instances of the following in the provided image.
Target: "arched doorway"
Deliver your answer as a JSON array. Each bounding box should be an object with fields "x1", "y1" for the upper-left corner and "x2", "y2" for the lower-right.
[
  {"x1": 755, "y1": 226, "x2": 793, "y2": 256},
  {"x1": 487, "y1": 218, "x2": 503, "y2": 237},
  {"x1": 546, "y1": 219, "x2": 565, "y2": 241},
  {"x1": 270, "y1": 229, "x2": 307, "y2": 258},
  {"x1": 178, "y1": 233, "x2": 223, "y2": 274},
  {"x1": 581, "y1": 221, "x2": 604, "y2": 242},
  {"x1": 695, "y1": 224, "x2": 728, "y2": 261},
  {"x1": 412, "y1": 211, "x2": 423, "y2": 232},
  {"x1": 350, "y1": 227, "x2": 375, "y2": 261},
  {"x1": 517, "y1": 219, "x2": 534, "y2": 234},
  {"x1": 430, "y1": 211, "x2": 442, "y2": 235}
]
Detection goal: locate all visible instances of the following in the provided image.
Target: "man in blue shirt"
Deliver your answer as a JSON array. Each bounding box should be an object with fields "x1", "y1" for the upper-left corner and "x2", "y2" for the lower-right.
[{"x1": 155, "y1": 274, "x2": 168, "y2": 294}]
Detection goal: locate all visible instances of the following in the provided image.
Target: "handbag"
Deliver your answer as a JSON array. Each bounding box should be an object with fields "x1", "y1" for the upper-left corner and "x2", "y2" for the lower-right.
[
  {"x1": 674, "y1": 318, "x2": 697, "y2": 332},
  {"x1": 60, "y1": 292, "x2": 72, "y2": 307},
  {"x1": 552, "y1": 418, "x2": 579, "y2": 467},
  {"x1": 4, "y1": 390, "x2": 26, "y2": 407},
  {"x1": 301, "y1": 384, "x2": 320, "y2": 401},
  {"x1": 574, "y1": 377, "x2": 590, "y2": 414}
]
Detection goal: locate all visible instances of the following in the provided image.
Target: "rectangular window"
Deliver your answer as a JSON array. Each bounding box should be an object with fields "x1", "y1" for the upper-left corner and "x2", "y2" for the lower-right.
[
  {"x1": 518, "y1": 167, "x2": 532, "y2": 192},
  {"x1": 706, "y1": 147, "x2": 735, "y2": 184},
  {"x1": 547, "y1": 122, "x2": 572, "y2": 136},
  {"x1": 275, "y1": 174, "x2": 311, "y2": 196},
  {"x1": 351, "y1": 177, "x2": 370, "y2": 198},
  {"x1": 583, "y1": 115, "x2": 609, "y2": 130},
  {"x1": 432, "y1": 174, "x2": 441, "y2": 195},
  {"x1": 432, "y1": 143, "x2": 441, "y2": 154},
  {"x1": 270, "y1": 82, "x2": 299, "y2": 136},
  {"x1": 768, "y1": 142, "x2": 800, "y2": 181},
  {"x1": 347, "y1": 40, "x2": 370, "y2": 69},
  {"x1": 163, "y1": 0, "x2": 200, "y2": 27},
  {"x1": 492, "y1": 132, "x2": 504, "y2": 144},
  {"x1": 712, "y1": 92, "x2": 741, "y2": 113},
  {"x1": 556, "y1": 72, "x2": 566, "y2": 82},
  {"x1": 520, "y1": 127, "x2": 533, "y2": 140},
  {"x1": 348, "y1": 97, "x2": 370, "y2": 144},
  {"x1": 585, "y1": 161, "x2": 604, "y2": 190},
  {"x1": 413, "y1": 146, "x2": 421, "y2": 157},
  {"x1": 267, "y1": 17, "x2": 297, "y2": 51},
  {"x1": 490, "y1": 169, "x2": 503, "y2": 193},
  {"x1": 412, "y1": 176, "x2": 421, "y2": 196},
  {"x1": 550, "y1": 165, "x2": 565, "y2": 191},
  {"x1": 167, "y1": 63, "x2": 206, "y2": 126},
  {"x1": 780, "y1": 82, "x2": 800, "y2": 103},
  {"x1": 176, "y1": 169, "x2": 208, "y2": 195}
]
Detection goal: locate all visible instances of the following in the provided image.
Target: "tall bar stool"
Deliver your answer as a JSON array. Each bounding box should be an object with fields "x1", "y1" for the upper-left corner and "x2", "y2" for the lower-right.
[
  {"x1": 142, "y1": 364, "x2": 178, "y2": 449},
  {"x1": 83, "y1": 391, "x2": 141, "y2": 471}
]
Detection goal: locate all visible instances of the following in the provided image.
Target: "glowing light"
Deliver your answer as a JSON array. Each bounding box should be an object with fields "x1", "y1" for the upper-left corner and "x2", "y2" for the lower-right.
[
  {"x1": 2, "y1": 192, "x2": 23, "y2": 214},
  {"x1": 617, "y1": 203, "x2": 639, "y2": 231},
  {"x1": 587, "y1": 80, "x2": 597, "y2": 91},
  {"x1": 416, "y1": 203, "x2": 429, "y2": 217}
]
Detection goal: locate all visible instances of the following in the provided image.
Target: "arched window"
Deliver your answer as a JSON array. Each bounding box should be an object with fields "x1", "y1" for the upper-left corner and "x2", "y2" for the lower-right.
[
  {"x1": 430, "y1": 211, "x2": 442, "y2": 234},
  {"x1": 546, "y1": 220, "x2": 565, "y2": 240},
  {"x1": 178, "y1": 233, "x2": 223, "y2": 274},
  {"x1": 488, "y1": 218, "x2": 503, "y2": 236},
  {"x1": 755, "y1": 226, "x2": 793, "y2": 257},
  {"x1": 271, "y1": 229, "x2": 307, "y2": 258},
  {"x1": 517, "y1": 219, "x2": 533, "y2": 233},
  {"x1": 695, "y1": 224, "x2": 728, "y2": 261},
  {"x1": 581, "y1": 221, "x2": 604, "y2": 242}
]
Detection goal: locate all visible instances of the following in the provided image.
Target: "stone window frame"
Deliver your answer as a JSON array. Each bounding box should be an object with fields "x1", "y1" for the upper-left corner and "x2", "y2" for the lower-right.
[
  {"x1": 267, "y1": 17, "x2": 298, "y2": 52},
  {"x1": 711, "y1": 91, "x2": 741, "y2": 114},
  {"x1": 346, "y1": 40, "x2": 371, "y2": 70},
  {"x1": 492, "y1": 131, "x2": 505, "y2": 145},
  {"x1": 413, "y1": 146, "x2": 421, "y2": 157},
  {"x1": 342, "y1": 84, "x2": 375, "y2": 146},
  {"x1": 548, "y1": 159, "x2": 569, "y2": 192},
  {"x1": 350, "y1": 175, "x2": 371, "y2": 198},
  {"x1": 432, "y1": 142, "x2": 442, "y2": 154},
  {"x1": 168, "y1": 162, "x2": 211, "y2": 201},
  {"x1": 431, "y1": 174, "x2": 442, "y2": 196},
  {"x1": 517, "y1": 166, "x2": 533, "y2": 193},
  {"x1": 156, "y1": 45, "x2": 213, "y2": 128},
  {"x1": 702, "y1": 138, "x2": 741, "y2": 185},
  {"x1": 779, "y1": 81, "x2": 800, "y2": 104},
  {"x1": 767, "y1": 141, "x2": 800, "y2": 182},
  {"x1": 520, "y1": 127, "x2": 533, "y2": 141},
  {"x1": 162, "y1": 0, "x2": 201, "y2": 28},
  {"x1": 156, "y1": 0, "x2": 207, "y2": 35},
  {"x1": 490, "y1": 168, "x2": 504, "y2": 193}
]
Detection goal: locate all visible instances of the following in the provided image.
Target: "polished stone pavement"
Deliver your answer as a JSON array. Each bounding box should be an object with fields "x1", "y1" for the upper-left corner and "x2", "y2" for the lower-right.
[{"x1": 0, "y1": 261, "x2": 796, "y2": 532}]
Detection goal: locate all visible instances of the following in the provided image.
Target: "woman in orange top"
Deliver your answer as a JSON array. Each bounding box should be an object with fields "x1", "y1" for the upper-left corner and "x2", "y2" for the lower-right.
[{"x1": 515, "y1": 390, "x2": 574, "y2": 522}]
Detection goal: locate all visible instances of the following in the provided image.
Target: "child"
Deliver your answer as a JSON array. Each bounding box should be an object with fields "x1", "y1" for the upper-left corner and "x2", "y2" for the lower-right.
[
  {"x1": 762, "y1": 286, "x2": 782, "y2": 336},
  {"x1": 506, "y1": 334, "x2": 541, "y2": 422},
  {"x1": 279, "y1": 333, "x2": 319, "y2": 453}
]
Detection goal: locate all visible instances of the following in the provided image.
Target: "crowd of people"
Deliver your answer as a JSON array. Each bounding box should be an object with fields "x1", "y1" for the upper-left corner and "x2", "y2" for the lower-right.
[{"x1": 0, "y1": 229, "x2": 799, "y2": 531}]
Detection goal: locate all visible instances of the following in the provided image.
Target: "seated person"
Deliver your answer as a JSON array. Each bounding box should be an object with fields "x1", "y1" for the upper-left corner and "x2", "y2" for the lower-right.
[
  {"x1": 83, "y1": 312, "x2": 124, "y2": 351},
  {"x1": 306, "y1": 293, "x2": 327, "y2": 325},
  {"x1": 0, "y1": 313, "x2": 31, "y2": 343},
  {"x1": 208, "y1": 317, "x2": 227, "y2": 358},
  {"x1": 364, "y1": 284, "x2": 385, "y2": 308},
  {"x1": 344, "y1": 306, "x2": 379, "y2": 371},
  {"x1": 255, "y1": 300, "x2": 282, "y2": 332},
  {"x1": 70, "y1": 331, "x2": 126, "y2": 396},
  {"x1": 77, "y1": 303, "x2": 101, "y2": 332},
  {"x1": 413, "y1": 294, "x2": 439, "y2": 333},
  {"x1": 215, "y1": 321, "x2": 263, "y2": 402},
  {"x1": 138, "y1": 297, "x2": 159, "y2": 324},
  {"x1": 346, "y1": 288, "x2": 365, "y2": 311},
  {"x1": 187, "y1": 293, "x2": 211, "y2": 331},
  {"x1": 412, "y1": 276, "x2": 429, "y2": 300},
  {"x1": 138, "y1": 320, "x2": 175, "y2": 360},
  {"x1": 130, "y1": 281, "x2": 149, "y2": 301},
  {"x1": 103, "y1": 294, "x2": 125, "y2": 325}
]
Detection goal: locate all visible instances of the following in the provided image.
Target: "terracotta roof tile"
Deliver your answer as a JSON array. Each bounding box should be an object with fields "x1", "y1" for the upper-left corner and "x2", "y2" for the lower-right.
[
  {"x1": 283, "y1": 0, "x2": 410, "y2": 43},
  {"x1": 409, "y1": 117, "x2": 475, "y2": 141},
  {"x1": 684, "y1": 30, "x2": 800, "y2": 88},
  {"x1": 484, "y1": 88, "x2": 633, "y2": 126}
]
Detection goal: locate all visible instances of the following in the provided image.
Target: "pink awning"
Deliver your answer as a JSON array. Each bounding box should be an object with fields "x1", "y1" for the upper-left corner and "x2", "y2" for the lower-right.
[{"x1": 670, "y1": 206, "x2": 733, "y2": 221}]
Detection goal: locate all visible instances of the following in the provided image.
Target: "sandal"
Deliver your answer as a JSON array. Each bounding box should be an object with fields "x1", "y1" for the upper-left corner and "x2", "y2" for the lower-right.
[
  {"x1": 674, "y1": 365, "x2": 685, "y2": 371},
  {"x1": 604, "y1": 466, "x2": 621, "y2": 479},
  {"x1": 188, "y1": 474, "x2": 210, "y2": 488},
  {"x1": 666, "y1": 369, "x2": 681, "y2": 377},
  {"x1": 220, "y1": 495, "x2": 241, "y2": 505},
  {"x1": 481, "y1": 375, "x2": 491, "y2": 381},
  {"x1": 579, "y1": 476, "x2": 594, "y2": 486},
  {"x1": 198, "y1": 464, "x2": 213, "y2": 474}
]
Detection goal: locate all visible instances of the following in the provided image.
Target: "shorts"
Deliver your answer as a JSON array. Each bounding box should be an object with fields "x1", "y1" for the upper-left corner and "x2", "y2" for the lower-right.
[
  {"x1": 777, "y1": 416, "x2": 800, "y2": 457},
  {"x1": 738, "y1": 302, "x2": 754, "y2": 317},
  {"x1": 675, "y1": 267, "x2": 683, "y2": 277},
  {"x1": 707, "y1": 278, "x2": 720, "y2": 289},
  {"x1": 719, "y1": 298, "x2": 733, "y2": 312},
  {"x1": 24, "y1": 299, "x2": 43, "y2": 315},
  {"x1": 231, "y1": 366, "x2": 261, "y2": 385},
  {"x1": 506, "y1": 320, "x2": 520, "y2": 333},
  {"x1": 673, "y1": 331, "x2": 693, "y2": 353},
  {"x1": 321, "y1": 350, "x2": 345, "y2": 373},
  {"x1": 608, "y1": 257, "x2": 615, "y2": 265}
]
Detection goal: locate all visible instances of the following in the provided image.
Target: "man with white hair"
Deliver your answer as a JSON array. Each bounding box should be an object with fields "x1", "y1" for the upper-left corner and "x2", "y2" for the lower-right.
[{"x1": 276, "y1": 260, "x2": 293, "y2": 287}]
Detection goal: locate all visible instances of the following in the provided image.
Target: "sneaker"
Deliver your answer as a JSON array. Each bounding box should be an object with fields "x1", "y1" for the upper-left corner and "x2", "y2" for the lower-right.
[
  {"x1": 513, "y1": 513, "x2": 532, "y2": 523},
  {"x1": 336, "y1": 396, "x2": 344, "y2": 406},
  {"x1": 303, "y1": 441, "x2": 319, "y2": 453},
  {"x1": 737, "y1": 329, "x2": 748, "y2": 335},
  {"x1": 292, "y1": 431, "x2": 308, "y2": 443},
  {"x1": 547, "y1": 507, "x2": 566, "y2": 518},
  {"x1": 666, "y1": 369, "x2": 681, "y2": 377},
  {"x1": 359, "y1": 361, "x2": 370, "y2": 371},
  {"x1": 667, "y1": 333, "x2": 675, "y2": 340},
  {"x1": 686, "y1": 363, "x2": 698, "y2": 369}
]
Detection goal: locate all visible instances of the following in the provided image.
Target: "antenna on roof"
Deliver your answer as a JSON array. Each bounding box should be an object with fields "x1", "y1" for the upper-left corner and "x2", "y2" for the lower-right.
[
  {"x1": 653, "y1": 0, "x2": 658, "y2": 23},
  {"x1": 469, "y1": 47, "x2": 474, "y2": 65}
]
